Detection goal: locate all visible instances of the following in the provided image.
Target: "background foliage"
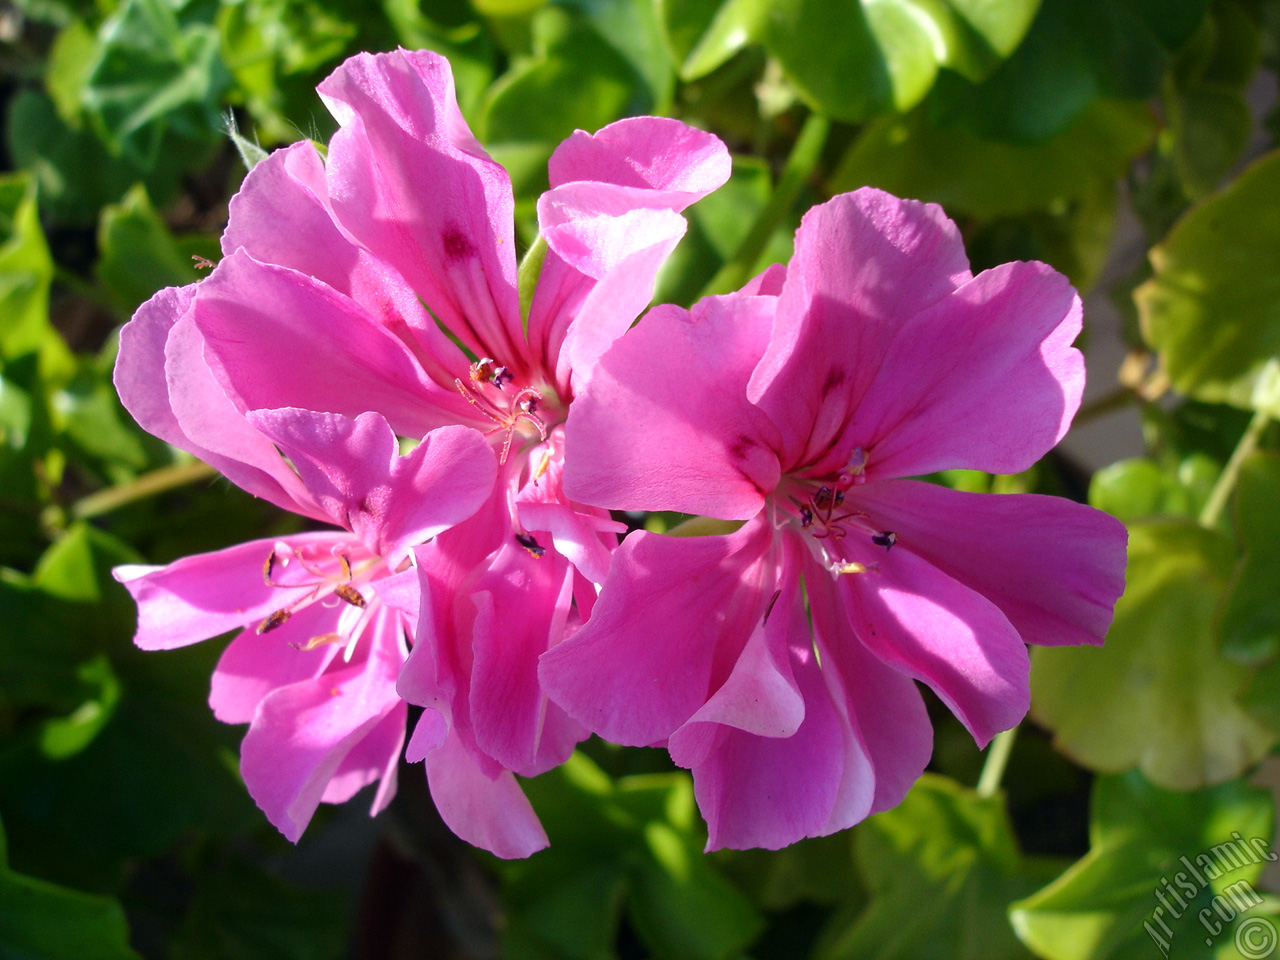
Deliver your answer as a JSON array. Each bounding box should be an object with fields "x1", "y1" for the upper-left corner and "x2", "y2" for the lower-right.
[{"x1": 2, "y1": 0, "x2": 1280, "y2": 957}]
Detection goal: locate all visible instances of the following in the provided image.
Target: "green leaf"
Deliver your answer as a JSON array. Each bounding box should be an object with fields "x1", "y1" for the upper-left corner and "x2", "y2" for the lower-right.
[
  {"x1": 564, "y1": 0, "x2": 676, "y2": 113},
  {"x1": 761, "y1": 0, "x2": 1040, "y2": 122},
  {"x1": 96, "y1": 184, "x2": 212, "y2": 319},
  {"x1": 0, "y1": 174, "x2": 57, "y2": 364},
  {"x1": 503, "y1": 753, "x2": 762, "y2": 960},
  {"x1": 931, "y1": 0, "x2": 1209, "y2": 143},
  {"x1": 481, "y1": 5, "x2": 640, "y2": 147},
  {"x1": 1088, "y1": 454, "x2": 1219, "y2": 522},
  {"x1": 661, "y1": 0, "x2": 768, "y2": 81},
  {"x1": 1031, "y1": 519, "x2": 1277, "y2": 789},
  {"x1": 0, "y1": 815, "x2": 140, "y2": 960},
  {"x1": 81, "y1": 0, "x2": 229, "y2": 164},
  {"x1": 1010, "y1": 771, "x2": 1275, "y2": 960},
  {"x1": 831, "y1": 99, "x2": 1153, "y2": 220},
  {"x1": 1138, "y1": 149, "x2": 1280, "y2": 409},
  {"x1": 169, "y1": 857, "x2": 348, "y2": 960},
  {"x1": 1219, "y1": 453, "x2": 1280, "y2": 663},
  {"x1": 814, "y1": 775, "x2": 1060, "y2": 960},
  {"x1": 3, "y1": 90, "x2": 160, "y2": 226}
]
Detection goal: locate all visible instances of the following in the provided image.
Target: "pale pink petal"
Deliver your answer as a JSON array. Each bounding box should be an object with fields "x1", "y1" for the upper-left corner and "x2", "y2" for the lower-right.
[
  {"x1": 423, "y1": 730, "x2": 548, "y2": 859},
  {"x1": 549, "y1": 116, "x2": 731, "y2": 205},
  {"x1": 832, "y1": 541, "x2": 1030, "y2": 747},
  {"x1": 539, "y1": 520, "x2": 776, "y2": 747},
  {"x1": 114, "y1": 286, "x2": 315, "y2": 517},
  {"x1": 748, "y1": 189, "x2": 972, "y2": 474},
  {"x1": 247, "y1": 410, "x2": 497, "y2": 563},
  {"x1": 210, "y1": 602, "x2": 342, "y2": 723},
  {"x1": 851, "y1": 262, "x2": 1083, "y2": 478},
  {"x1": 195, "y1": 251, "x2": 466, "y2": 438},
  {"x1": 240, "y1": 615, "x2": 404, "y2": 841},
  {"x1": 222, "y1": 141, "x2": 468, "y2": 387},
  {"x1": 850, "y1": 480, "x2": 1127, "y2": 647},
  {"x1": 317, "y1": 50, "x2": 525, "y2": 372},
  {"x1": 321, "y1": 703, "x2": 407, "y2": 811},
  {"x1": 563, "y1": 295, "x2": 781, "y2": 520},
  {"x1": 469, "y1": 544, "x2": 586, "y2": 776},
  {"x1": 113, "y1": 532, "x2": 349, "y2": 650},
  {"x1": 516, "y1": 500, "x2": 620, "y2": 586}
]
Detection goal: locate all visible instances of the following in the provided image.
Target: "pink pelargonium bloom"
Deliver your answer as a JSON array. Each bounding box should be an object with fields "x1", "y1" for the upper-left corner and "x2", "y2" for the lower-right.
[
  {"x1": 112, "y1": 406, "x2": 497, "y2": 842},
  {"x1": 115, "y1": 48, "x2": 730, "y2": 856},
  {"x1": 542, "y1": 188, "x2": 1129, "y2": 851}
]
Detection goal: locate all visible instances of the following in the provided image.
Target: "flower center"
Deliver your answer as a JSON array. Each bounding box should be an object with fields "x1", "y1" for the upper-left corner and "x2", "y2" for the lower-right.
[
  {"x1": 455, "y1": 358, "x2": 563, "y2": 463},
  {"x1": 256, "y1": 543, "x2": 384, "y2": 660}
]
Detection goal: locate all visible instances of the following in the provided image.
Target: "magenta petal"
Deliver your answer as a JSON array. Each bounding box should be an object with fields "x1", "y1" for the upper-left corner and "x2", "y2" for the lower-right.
[
  {"x1": 317, "y1": 50, "x2": 524, "y2": 370},
  {"x1": 423, "y1": 730, "x2": 549, "y2": 859},
  {"x1": 222, "y1": 141, "x2": 466, "y2": 384},
  {"x1": 195, "y1": 251, "x2": 464, "y2": 438},
  {"x1": 549, "y1": 116, "x2": 731, "y2": 209},
  {"x1": 321, "y1": 704, "x2": 406, "y2": 813},
  {"x1": 564, "y1": 295, "x2": 781, "y2": 519},
  {"x1": 806, "y1": 553, "x2": 933, "y2": 817},
  {"x1": 470, "y1": 545, "x2": 585, "y2": 775},
  {"x1": 248, "y1": 410, "x2": 497, "y2": 562},
  {"x1": 691, "y1": 646, "x2": 865, "y2": 852},
  {"x1": 852, "y1": 480, "x2": 1127, "y2": 647},
  {"x1": 667, "y1": 536, "x2": 808, "y2": 770},
  {"x1": 239, "y1": 620, "x2": 404, "y2": 842},
  {"x1": 210, "y1": 602, "x2": 342, "y2": 723},
  {"x1": 748, "y1": 189, "x2": 972, "y2": 473},
  {"x1": 837, "y1": 546, "x2": 1029, "y2": 747},
  {"x1": 852, "y1": 261, "x2": 1084, "y2": 478},
  {"x1": 539, "y1": 521, "x2": 775, "y2": 747},
  {"x1": 113, "y1": 532, "x2": 348, "y2": 650}
]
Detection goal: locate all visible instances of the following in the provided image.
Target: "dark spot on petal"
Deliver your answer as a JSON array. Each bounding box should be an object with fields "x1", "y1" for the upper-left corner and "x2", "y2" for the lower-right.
[
  {"x1": 357, "y1": 497, "x2": 372, "y2": 514},
  {"x1": 515, "y1": 532, "x2": 545, "y2": 558},
  {"x1": 822, "y1": 368, "x2": 847, "y2": 395},
  {"x1": 443, "y1": 227, "x2": 475, "y2": 262},
  {"x1": 728, "y1": 434, "x2": 758, "y2": 461}
]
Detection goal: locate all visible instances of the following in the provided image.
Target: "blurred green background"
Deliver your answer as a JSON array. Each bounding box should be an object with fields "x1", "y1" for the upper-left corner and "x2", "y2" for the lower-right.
[{"x1": 4, "y1": 0, "x2": 1280, "y2": 957}]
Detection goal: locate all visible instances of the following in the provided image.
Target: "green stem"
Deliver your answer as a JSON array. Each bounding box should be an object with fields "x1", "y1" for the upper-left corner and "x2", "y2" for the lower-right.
[
  {"x1": 976, "y1": 726, "x2": 1018, "y2": 797},
  {"x1": 67, "y1": 460, "x2": 219, "y2": 521},
  {"x1": 1198, "y1": 407, "x2": 1272, "y2": 529},
  {"x1": 699, "y1": 113, "x2": 830, "y2": 299},
  {"x1": 1073, "y1": 386, "x2": 1133, "y2": 426}
]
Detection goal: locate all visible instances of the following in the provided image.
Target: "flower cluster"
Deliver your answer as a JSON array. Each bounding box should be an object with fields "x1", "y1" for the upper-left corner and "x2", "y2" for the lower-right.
[{"x1": 113, "y1": 49, "x2": 1126, "y2": 856}]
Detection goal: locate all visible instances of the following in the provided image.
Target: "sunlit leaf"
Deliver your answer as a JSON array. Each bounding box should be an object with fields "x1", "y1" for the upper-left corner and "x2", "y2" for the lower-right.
[
  {"x1": 1011, "y1": 772, "x2": 1275, "y2": 960},
  {"x1": 1138, "y1": 149, "x2": 1280, "y2": 409},
  {"x1": 1031, "y1": 519, "x2": 1277, "y2": 789}
]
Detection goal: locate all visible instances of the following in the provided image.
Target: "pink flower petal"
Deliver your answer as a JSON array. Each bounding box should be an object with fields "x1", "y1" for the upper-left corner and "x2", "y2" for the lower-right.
[
  {"x1": 317, "y1": 50, "x2": 525, "y2": 373},
  {"x1": 210, "y1": 602, "x2": 342, "y2": 723},
  {"x1": 539, "y1": 520, "x2": 776, "y2": 747},
  {"x1": 222, "y1": 140, "x2": 469, "y2": 388},
  {"x1": 851, "y1": 480, "x2": 1127, "y2": 647},
  {"x1": 549, "y1": 116, "x2": 731, "y2": 207},
  {"x1": 247, "y1": 410, "x2": 497, "y2": 563},
  {"x1": 469, "y1": 544, "x2": 586, "y2": 777},
  {"x1": 115, "y1": 286, "x2": 316, "y2": 517},
  {"x1": 239, "y1": 617, "x2": 405, "y2": 842},
  {"x1": 832, "y1": 541, "x2": 1030, "y2": 747},
  {"x1": 564, "y1": 294, "x2": 781, "y2": 520},
  {"x1": 194, "y1": 251, "x2": 464, "y2": 439},
  {"x1": 113, "y1": 532, "x2": 353, "y2": 650},
  {"x1": 423, "y1": 730, "x2": 549, "y2": 859},
  {"x1": 850, "y1": 262, "x2": 1084, "y2": 478},
  {"x1": 748, "y1": 189, "x2": 972, "y2": 474}
]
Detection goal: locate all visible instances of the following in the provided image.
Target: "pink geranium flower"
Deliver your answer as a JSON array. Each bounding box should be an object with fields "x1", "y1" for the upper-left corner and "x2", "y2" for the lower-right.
[
  {"x1": 115, "y1": 49, "x2": 730, "y2": 856},
  {"x1": 541, "y1": 188, "x2": 1129, "y2": 851},
  {"x1": 112, "y1": 397, "x2": 496, "y2": 841}
]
